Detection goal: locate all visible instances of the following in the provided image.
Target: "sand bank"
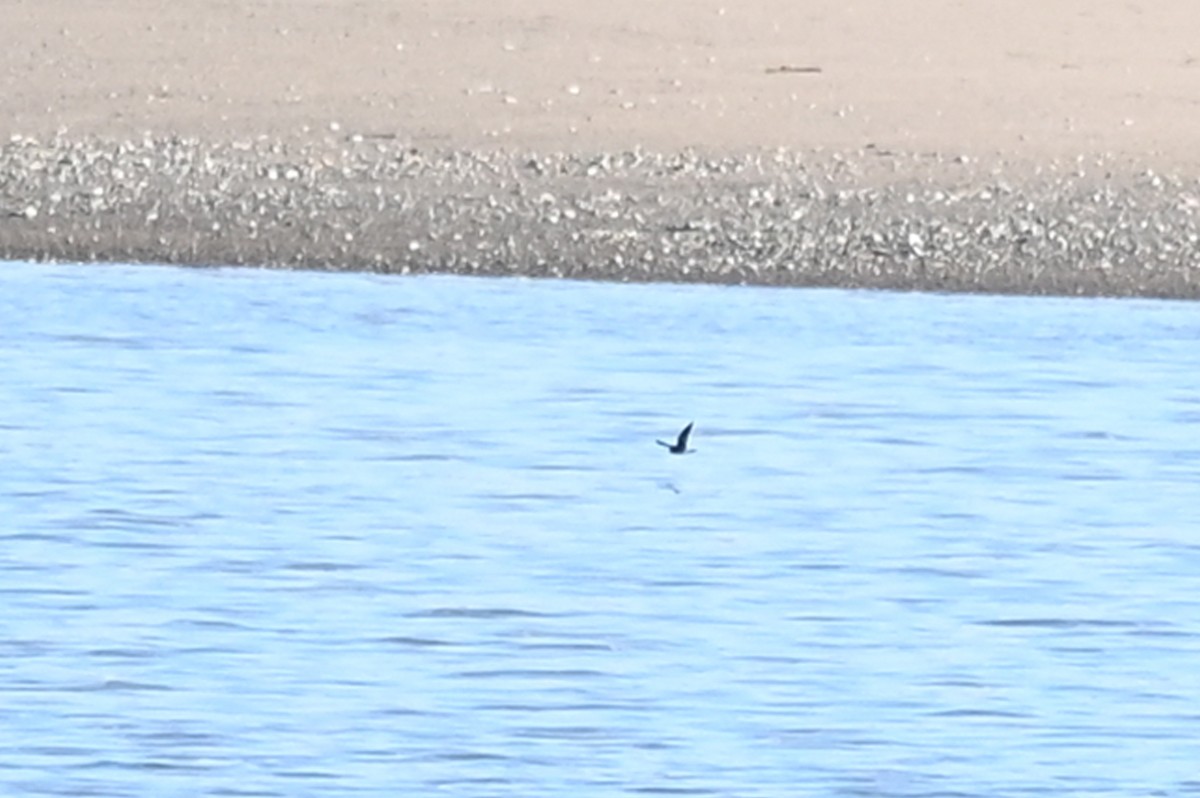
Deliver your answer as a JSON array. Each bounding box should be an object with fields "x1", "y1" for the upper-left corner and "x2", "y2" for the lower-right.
[{"x1": 3, "y1": 1, "x2": 1200, "y2": 296}]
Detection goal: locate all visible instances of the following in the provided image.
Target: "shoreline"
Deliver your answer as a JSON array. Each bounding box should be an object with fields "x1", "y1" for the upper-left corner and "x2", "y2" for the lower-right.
[
  {"x1": 5, "y1": 1, "x2": 1200, "y2": 298},
  {"x1": 4, "y1": 134, "x2": 1200, "y2": 299}
]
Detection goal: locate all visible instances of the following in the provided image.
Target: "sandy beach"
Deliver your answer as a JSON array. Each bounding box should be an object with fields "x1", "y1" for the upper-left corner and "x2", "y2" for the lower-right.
[{"x1": 3, "y1": 0, "x2": 1200, "y2": 295}]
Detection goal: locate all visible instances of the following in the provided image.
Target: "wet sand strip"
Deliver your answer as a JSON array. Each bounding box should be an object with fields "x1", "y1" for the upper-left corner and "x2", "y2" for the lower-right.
[{"x1": 3, "y1": 135, "x2": 1199, "y2": 298}]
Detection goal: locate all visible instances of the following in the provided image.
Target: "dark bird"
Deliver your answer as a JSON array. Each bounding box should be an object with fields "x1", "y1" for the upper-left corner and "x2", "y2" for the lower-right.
[{"x1": 657, "y1": 422, "x2": 695, "y2": 454}]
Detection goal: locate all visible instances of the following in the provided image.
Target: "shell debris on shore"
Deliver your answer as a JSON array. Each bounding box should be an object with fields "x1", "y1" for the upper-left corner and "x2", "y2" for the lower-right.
[{"x1": 2, "y1": 134, "x2": 1199, "y2": 298}]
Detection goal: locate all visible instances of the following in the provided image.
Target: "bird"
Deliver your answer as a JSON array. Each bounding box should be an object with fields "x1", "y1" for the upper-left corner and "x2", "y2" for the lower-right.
[{"x1": 657, "y1": 422, "x2": 695, "y2": 454}]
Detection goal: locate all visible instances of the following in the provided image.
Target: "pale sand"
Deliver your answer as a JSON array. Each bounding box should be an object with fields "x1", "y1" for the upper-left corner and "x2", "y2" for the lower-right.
[
  {"x1": 3, "y1": 1, "x2": 1200, "y2": 296},
  {"x1": 4, "y1": 0, "x2": 1200, "y2": 167}
]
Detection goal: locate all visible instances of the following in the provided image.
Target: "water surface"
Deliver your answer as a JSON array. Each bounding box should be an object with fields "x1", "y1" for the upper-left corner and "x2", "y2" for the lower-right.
[{"x1": 3, "y1": 261, "x2": 1199, "y2": 797}]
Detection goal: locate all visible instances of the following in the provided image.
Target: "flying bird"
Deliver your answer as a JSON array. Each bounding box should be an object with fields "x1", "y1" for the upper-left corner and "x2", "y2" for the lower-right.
[{"x1": 657, "y1": 422, "x2": 695, "y2": 454}]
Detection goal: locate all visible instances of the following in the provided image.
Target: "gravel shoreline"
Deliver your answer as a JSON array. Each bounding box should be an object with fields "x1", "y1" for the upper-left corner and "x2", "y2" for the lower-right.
[{"x1": 3, "y1": 134, "x2": 1200, "y2": 298}]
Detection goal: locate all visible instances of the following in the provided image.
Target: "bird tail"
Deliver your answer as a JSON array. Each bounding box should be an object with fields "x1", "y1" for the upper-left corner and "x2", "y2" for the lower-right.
[{"x1": 655, "y1": 440, "x2": 670, "y2": 448}]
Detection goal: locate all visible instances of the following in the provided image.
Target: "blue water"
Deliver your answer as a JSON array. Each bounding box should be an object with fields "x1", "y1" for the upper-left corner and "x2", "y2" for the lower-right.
[{"x1": 3, "y1": 260, "x2": 1200, "y2": 797}]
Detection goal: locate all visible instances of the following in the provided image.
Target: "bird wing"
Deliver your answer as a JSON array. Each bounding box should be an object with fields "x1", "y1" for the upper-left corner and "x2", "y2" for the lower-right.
[
  {"x1": 656, "y1": 439, "x2": 671, "y2": 448},
  {"x1": 677, "y1": 422, "x2": 694, "y2": 448}
]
